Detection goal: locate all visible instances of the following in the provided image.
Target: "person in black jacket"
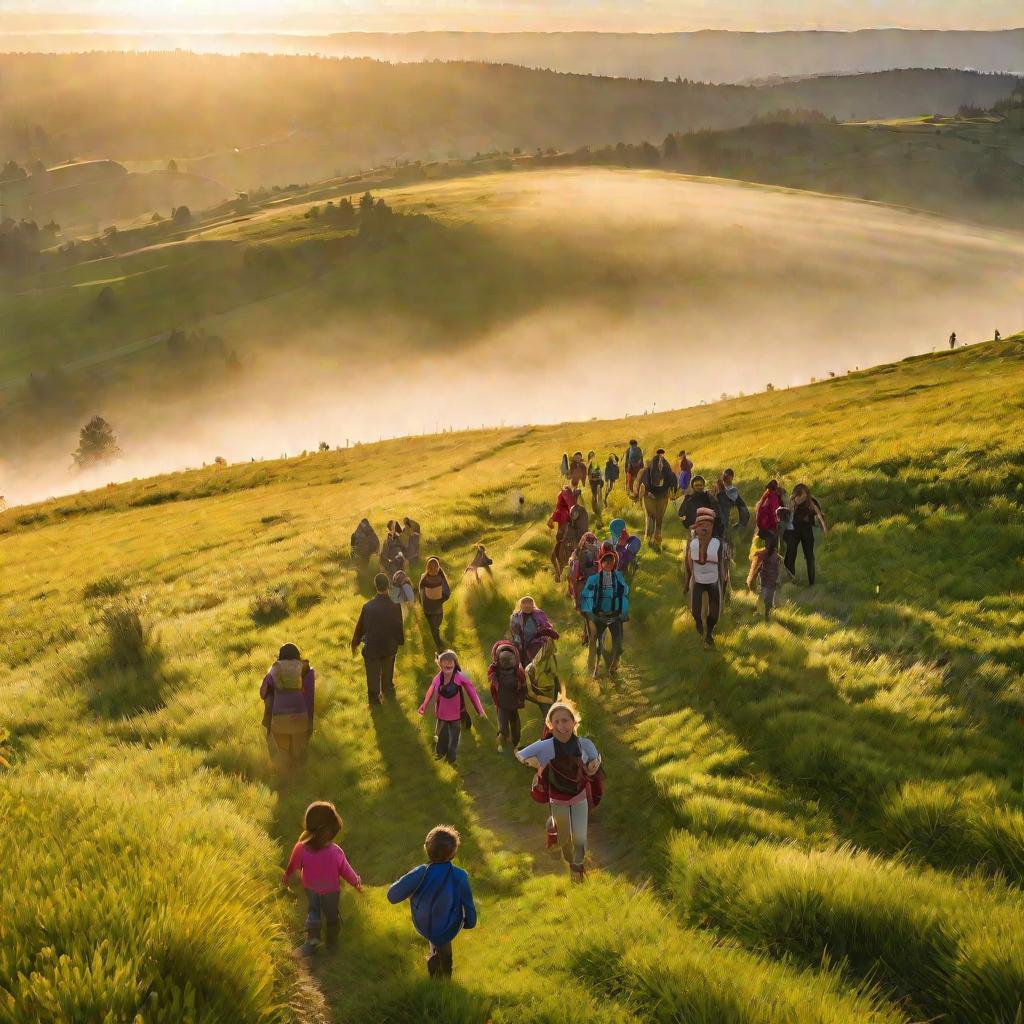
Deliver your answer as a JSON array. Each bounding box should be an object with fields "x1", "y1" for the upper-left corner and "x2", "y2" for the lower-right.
[
  {"x1": 636, "y1": 448, "x2": 678, "y2": 548},
  {"x1": 351, "y1": 573, "x2": 405, "y2": 705},
  {"x1": 679, "y1": 476, "x2": 720, "y2": 536}
]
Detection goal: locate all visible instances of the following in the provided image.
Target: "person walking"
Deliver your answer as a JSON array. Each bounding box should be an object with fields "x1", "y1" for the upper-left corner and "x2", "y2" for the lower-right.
[
  {"x1": 580, "y1": 550, "x2": 630, "y2": 678},
  {"x1": 679, "y1": 475, "x2": 716, "y2": 536},
  {"x1": 547, "y1": 485, "x2": 576, "y2": 582},
  {"x1": 516, "y1": 699, "x2": 603, "y2": 883},
  {"x1": 747, "y1": 533, "x2": 783, "y2": 622},
  {"x1": 949, "y1": 331, "x2": 957, "y2": 350},
  {"x1": 685, "y1": 508, "x2": 724, "y2": 649},
  {"x1": 677, "y1": 450, "x2": 693, "y2": 492},
  {"x1": 623, "y1": 440, "x2": 645, "y2": 497},
  {"x1": 784, "y1": 483, "x2": 828, "y2": 584},
  {"x1": 351, "y1": 573, "x2": 405, "y2": 705},
  {"x1": 417, "y1": 650, "x2": 486, "y2": 766},
  {"x1": 418, "y1": 557, "x2": 452, "y2": 651},
  {"x1": 603, "y1": 454, "x2": 620, "y2": 501},
  {"x1": 754, "y1": 479, "x2": 783, "y2": 541},
  {"x1": 488, "y1": 640, "x2": 528, "y2": 751},
  {"x1": 387, "y1": 825, "x2": 477, "y2": 980},
  {"x1": 260, "y1": 643, "x2": 315, "y2": 769},
  {"x1": 587, "y1": 452, "x2": 604, "y2": 514},
  {"x1": 350, "y1": 519, "x2": 380, "y2": 568},
  {"x1": 509, "y1": 596, "x2": 557, "y2": 667},
  {"x1": 636, "y1": 448, "x2": 678, "y2": 549}
]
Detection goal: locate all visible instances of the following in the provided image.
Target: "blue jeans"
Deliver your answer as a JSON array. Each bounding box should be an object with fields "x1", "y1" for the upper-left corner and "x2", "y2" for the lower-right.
[{"x1": 304, "y1": 889, "x2": 340, "y2": 932}]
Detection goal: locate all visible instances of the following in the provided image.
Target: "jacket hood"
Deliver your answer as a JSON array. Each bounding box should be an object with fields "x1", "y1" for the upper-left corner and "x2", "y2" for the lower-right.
[
  {"x1": 490, "y1": 640, "x2": 521, "y2": 665},
  {"x1": 609, "y1": 518, "x2": 626, "y2": 541}
]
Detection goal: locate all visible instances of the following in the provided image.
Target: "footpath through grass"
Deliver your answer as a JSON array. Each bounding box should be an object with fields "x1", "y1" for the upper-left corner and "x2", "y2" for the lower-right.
[{"x1": 2, "y1": 337, "x2": 1023, "y2": 1023}]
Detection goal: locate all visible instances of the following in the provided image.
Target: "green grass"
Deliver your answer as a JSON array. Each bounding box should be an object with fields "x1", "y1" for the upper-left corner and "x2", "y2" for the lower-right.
[{"x1": 1, "y1": 336, "x2": 1024, "y2": 1022}]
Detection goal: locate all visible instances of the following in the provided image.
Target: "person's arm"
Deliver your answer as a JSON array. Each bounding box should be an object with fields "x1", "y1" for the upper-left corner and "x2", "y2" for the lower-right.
[
  {"x1": 259, "y1": 672, "x2": 274, "y2": 702},
  {"x1": 417, "y1": 678, "x2": 438, "y2": 717},
  {"x1": 460, "y1": 874, "x2": 477, "y2": 930},
  {"x1": 684, "y1": 544, "x2": 693, "y2": 589},
  {"x1": 814, "y1": 501, "x2": 828, "y2": 535},
  {"x1": 281, "y1": 842, "x2": 302, "y2": 885},
  {"x1": 303, "y1": 668, "x2": 315, "y2": 727},
  {"x1": 386, "y1": 865, "x2": 427, "y2": 904},
  {"x1": 516, "y1": 737, "x2": 551, "y2": 769},
  {"x1": 350, "y1": 606, "x2": 365, "y2": 654},
  {"x1": 580, "y1": 738, "x2": 602, "y2": 775},
  {"x1": 579, "y1": 577, "x2": 595, "y2": 617},
  {"x1": 336, "y1": 849, "x2": 363, "y2": 893},
  {"x1": 736, "y1": 496, "x2": 750, "y2": 529}
]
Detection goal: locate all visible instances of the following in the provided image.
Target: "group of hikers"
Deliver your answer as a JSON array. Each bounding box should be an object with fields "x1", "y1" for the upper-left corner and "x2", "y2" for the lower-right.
[{"x1": 265, "y1": 443, "x2": 825, "y2": 970}]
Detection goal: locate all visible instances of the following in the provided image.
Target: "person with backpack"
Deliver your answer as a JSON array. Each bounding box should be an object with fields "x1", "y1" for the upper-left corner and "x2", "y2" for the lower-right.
[
  {"x1": 678, "y1": 476, "x2": 717, "y2": 536},
  {"x1": 260, "y1": 643, "x2": 315, "y2": 769},
  {"x1": 418, "y1": 557, "x2": 451, "y2": 651},
  {"x1": 713, "y1": 469, "x2": 750, "y2": 540},
  {"x1": 615, "y1": 528, "x2": 642, "y2": 582},
  {"x1": 488, "y1": 640, "x2": 528, "y2": 751},
  {"x1": 747, "y1": 533, "x2": 783, "y2": 622},
  {"x1": 568, "y1": 450, "x2": 588, "y2": 488},
  {"x1": 568, "y1": 532, "x2": 601, "y2": 640},
  {"x1": 525, "y1": 633, "x2": 562, "y2": 722},
  {"x1": 402, "y1": 516, "x2": 422, "y2": 563},
  {"x1": 418, "y1": 650, "x2": 486, "y2": 765},
  {"x1": 623, "y1": 440, "x2": 644, "y2": 497},
  {"x1": 784, "y1": 483, "x2": 828, "y2": 584},
  {"x1": 387, "y1": 825, "x2": 477, "y2": 979},
  {"x1": 350, "y1": 519, "x2": 380, "y2": 568},
  {"x1": 580, "y1": 550, "x2": 630, "y2": 678},
  {"x1": 685, "y1": 508, "x2": 724, "y2": 649},
  {"x1": 380, "y1": 522, "x2": 407, "y2": 580},
  {"x1": 516, "y1": 699, "x2": 602, "y2": 883},
  {"x1": 754, "y1": 480, "x2": 783, "y2": 541},
  {"x1": 603, "y1": 454, "x2": 620, "y2": 501},
  {"x1": 282, "y1": 801, "x2": 363, "y2": 956},
  {"x1": 678, "y1": 450, "x2": 693, "y2": 492},
  {"x1": 509, "y1": 596, "x2": 557, "y2": 666},
  {"x1": 547, "y1": 484, "x2": 576, "y2": 582},
  {"x1": 636, "y1": 448, "x2": 678, "y2": 549},
  {"x1": 587, "y1": 452, "x2": 604, "y2": 514},
  {"x1": 389, "y1": 568, "x2": 416, "y2": 618},
  {"x1": 351, "y1": 573, "x2": 405, "y2": 705}
]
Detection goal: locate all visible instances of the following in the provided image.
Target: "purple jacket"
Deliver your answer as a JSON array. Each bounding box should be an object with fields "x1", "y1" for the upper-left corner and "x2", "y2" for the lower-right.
[
  {"x1": 509, "y1": 609, "x2": 555, "y2": 663},
  {"x1": 419, "y1": 671, "x2": 485, "y2": 722},
  {"x1": 260, "y1": 659, "x2": 315, "y2": 729}
]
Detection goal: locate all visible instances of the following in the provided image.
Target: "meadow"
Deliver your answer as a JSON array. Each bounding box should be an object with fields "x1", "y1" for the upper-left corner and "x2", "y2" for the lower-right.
[{"x1": 2, "y1": 334, "x2": 1023, "y2": 1023}]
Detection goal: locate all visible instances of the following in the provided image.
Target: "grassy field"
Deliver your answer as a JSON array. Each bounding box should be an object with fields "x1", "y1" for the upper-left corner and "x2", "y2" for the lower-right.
[{"x1": 2, "y1": 335, "x2": 1023, "y2": 1022}]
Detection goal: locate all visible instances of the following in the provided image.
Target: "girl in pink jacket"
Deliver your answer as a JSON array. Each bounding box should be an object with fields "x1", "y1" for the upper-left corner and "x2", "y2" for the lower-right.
[{"x1": 418, "y1": 650, "x2": 486, "y2": 765}]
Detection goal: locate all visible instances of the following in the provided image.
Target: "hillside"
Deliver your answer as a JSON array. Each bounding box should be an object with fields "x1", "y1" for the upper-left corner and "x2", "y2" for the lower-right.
[
  {"x1": 2, "y1": 168, "x2": 1023, "y2": 505},
  {"x1": 2, "y1": 336, "x2": 1023, "y2": 1023},
  {"x1": 0, "y1": 53, "x2": 1017, "y2": 188},
  {"x1": 2, "y1": 27, "x2": 1023, "y2": 84}
]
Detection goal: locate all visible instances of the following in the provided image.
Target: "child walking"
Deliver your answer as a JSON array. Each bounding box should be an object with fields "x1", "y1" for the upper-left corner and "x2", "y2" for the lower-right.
[
  {"x1": 488, "y1": 640, "x2": 527, "y2": 751},
  {"x1": 418, "y1": 650, "x2": 486, "y2": 765},
  {"x1": 747, "y1": 533, "x2": 783, "y2": 621},
  {"x1": 387, "y1": 825, "x2": 477, "y2": 979},
  {"x1": 260, "y1": 643, "x2": 315, "y2": 769},
  {"x1": 281, "y1": 801, "x2": 363, "y2": 956},
  {"x1": 516, "y1": 699, "x2": 603, "y2": 883}
]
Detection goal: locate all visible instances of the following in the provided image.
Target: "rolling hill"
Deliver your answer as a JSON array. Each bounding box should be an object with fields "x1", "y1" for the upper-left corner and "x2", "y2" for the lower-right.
[
  {"x1": 2, "y1": 167, "x2": 1023, "y2": 505},
  {"x1": 2, "y1": 334, "x2": 1023, "y2": 1023},
  {"x1": 0, "y1": 53, "x2": 1018, "y2": 189}
]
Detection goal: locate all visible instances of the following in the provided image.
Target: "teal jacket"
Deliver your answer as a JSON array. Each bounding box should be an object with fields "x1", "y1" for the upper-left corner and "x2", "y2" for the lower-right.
[{"x1": 580, "y1": 569, "x2": 629, "y2": 620}]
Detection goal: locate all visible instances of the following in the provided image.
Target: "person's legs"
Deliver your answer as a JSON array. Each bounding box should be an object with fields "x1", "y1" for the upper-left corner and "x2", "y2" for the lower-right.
[
  {"x1": 496, "y1": 707, "x2": 512, "y2": 747},
  {"x1": 705, "y1": 582, "x2": 722, "y2": 642},
  {"x1": 608, "y1": 620, "x2": 623, "y2": 672},
  {"x1": 271, "y1": 730, "x2": 293, "y2": 769},
  {"x1": 427, "y1": 941, "x2": 453, "y2": 978},
  {"x1": 568, "y1": 799, "x2": 590, "y2": 869},
  {"x1": 509, "y1": 709, "x2": 522, "y2": 746},
  {"x1": 587, "y1": 617, "x2": 601, "y2": 673},
  {"x1": 762, "y1": 586, "x2": 776, "y2": 622},
  {"x1": 292, "y1": 728, "x2": 310, "y2": 765},
  {"x1": 434, "y1": 719, "x2": 449, "y2": 759},
  {"x1": 363, "y1": 655, "x2": 382, "y2": 702},
  {"x1": 800, "y1": 526, "x2": 816, "y2": 585},
  {"x1": 690, "y1": 582, "x2": 705, "y2": 636},
  {"x1": 652, "y1": 494, "x2": 669, "y2": 544},
  {"x1": 445, "y1": 720, "x2": 462, "y2": 765},
  {"x1": 426, "y1": 612, "x2": 443, "y2": 650},
  {"x1": 381, "y1": 653, "x2": 397, "y2": 698},
  {"x1": 320, "y1": 891, "x2": 341, "y2": 949},
  {"x1": 549, "y1": 801, "x2": 573, "y2": 864},
  {"x1": 592, "y1": 619, "x2": 611, "y2": 674},
  {"x1": 302, "y1": 889, "x2": 323, "y2": 953},
  {"x1": 784, "y1": 530, "x2": 799, "y2": 577},
  {"x1": 643, "y1": 494, "x2": 657, "y2": 541}
]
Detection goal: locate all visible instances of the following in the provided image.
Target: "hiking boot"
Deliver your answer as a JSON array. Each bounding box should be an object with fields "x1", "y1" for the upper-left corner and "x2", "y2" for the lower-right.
[{"x1": 296, "y1": 930, "x2": 321, "y2": 957}]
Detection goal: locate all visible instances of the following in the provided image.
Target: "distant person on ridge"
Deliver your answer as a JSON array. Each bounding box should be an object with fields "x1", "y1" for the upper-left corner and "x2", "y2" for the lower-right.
[
  {"x1": 949, "y1": 331, "x2": 957, "y2": 350},
  {"x1": 784, "y1": 483, "x2": 828, "y2": 585},
  {"x1": 995, "y1": 329, "x2": 1001, "y2": 342},
  {"x1": 260, "y1": 643, "x2": 315, "y2": 769},
  {"x1": 351, "y1": 573, "x2": 405, "y2": 705},
  {"x1": 678, "y1": 450, "x2": 693, "y2": 492},
  {"x1": 623, "y1": 439, "x2": 645, "y2": 497},
  {"x1": 685, "y1": 508, "x2": 724, "y2": 650},
  {"x1": 636, "y1": 447, "x2": 678, "y2": 549},
  {"x1": 418, "y1": 557, "x2": 452, "y2": 650},
  {"x1": 387, "y1": 825, "x2": 477, "y2": 980},
  {"x1": 580, "y1": 549, "x2": 629, "y2": 678}
]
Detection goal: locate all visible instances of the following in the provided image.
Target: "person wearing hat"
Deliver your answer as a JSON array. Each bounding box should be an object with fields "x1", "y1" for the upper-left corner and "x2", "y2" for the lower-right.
[
  {"x1": 352, "y1": 573, "x2": 406, "y2": 704},
  {"x1": 685, "y1": 508, "x2": 724, "y2": 649},
  {"x1": 636, "y1": 448, "x2": 679, "y2": 549},
  {"x1": 579, "y1": 550, "x2": 630, "y2": 677},
  {"x1": 260, "y1": 643, "x2": 316, "y2": 767}
]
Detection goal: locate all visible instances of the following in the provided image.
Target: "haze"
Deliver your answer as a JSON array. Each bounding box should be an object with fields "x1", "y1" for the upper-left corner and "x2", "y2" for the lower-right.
[{"x1": 7, "y1": 170, "x2": 1023, "y2": 507}]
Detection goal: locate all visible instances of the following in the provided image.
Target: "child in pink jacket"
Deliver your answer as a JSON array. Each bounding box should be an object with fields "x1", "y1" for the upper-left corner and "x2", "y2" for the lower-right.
[
  {"x1": 418, "y1": 650, "x2": 486, "y2": 765},
  {"x1": 282, "y1": 801, "x2": 363, "y2": 956}
]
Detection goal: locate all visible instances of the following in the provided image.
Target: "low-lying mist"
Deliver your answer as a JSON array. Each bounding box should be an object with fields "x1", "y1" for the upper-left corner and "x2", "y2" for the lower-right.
[{"x1": 5, "y1": 170, "x2": 1023, "y2": 507}]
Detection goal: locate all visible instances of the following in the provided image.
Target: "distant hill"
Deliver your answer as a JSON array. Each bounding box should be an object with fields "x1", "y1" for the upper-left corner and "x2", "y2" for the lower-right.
[
  {"x1": 0, "y1": 53, "x2": 1017, "y2": 191},
  {"x1": 1, "y1": 28, "x2": 1022, "y2": 84}
]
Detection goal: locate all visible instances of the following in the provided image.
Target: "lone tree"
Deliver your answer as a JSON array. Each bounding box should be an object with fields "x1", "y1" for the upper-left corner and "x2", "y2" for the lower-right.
[{"x1": 72, "y1": 416, "x2": 121, "y2": 468}]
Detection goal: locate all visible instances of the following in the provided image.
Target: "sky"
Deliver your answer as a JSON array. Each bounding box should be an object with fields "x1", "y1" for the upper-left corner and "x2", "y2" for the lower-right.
[{"x1": 1, "y1": 0, "x2": 1021, "y2": 33}]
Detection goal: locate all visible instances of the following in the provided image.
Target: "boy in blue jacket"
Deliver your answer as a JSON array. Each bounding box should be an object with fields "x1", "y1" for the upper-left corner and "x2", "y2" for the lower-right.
[
  {"x1": 387, "y1": 825, "x2": 477, "y2": 979},
  {"x1": 580, "y1": 550, "x2": 630, "y2": 678}
]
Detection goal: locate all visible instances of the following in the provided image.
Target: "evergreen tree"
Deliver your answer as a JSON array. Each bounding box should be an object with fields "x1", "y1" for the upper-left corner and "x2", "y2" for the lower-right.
[{"x1": 72, "y1": 416, "x2": 121, "y2": 467}]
